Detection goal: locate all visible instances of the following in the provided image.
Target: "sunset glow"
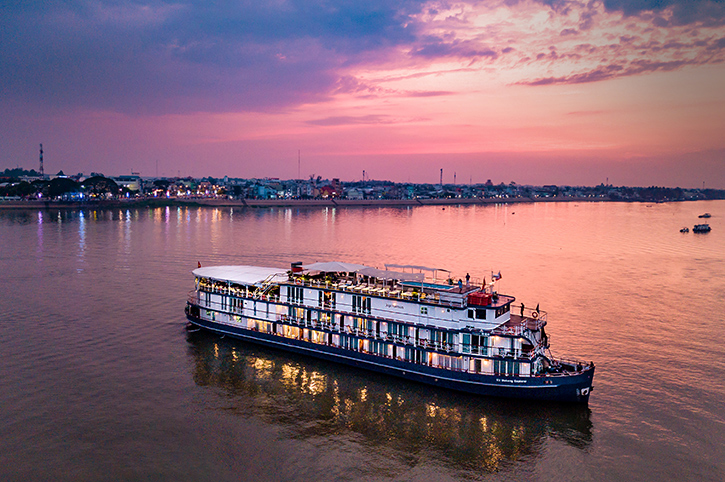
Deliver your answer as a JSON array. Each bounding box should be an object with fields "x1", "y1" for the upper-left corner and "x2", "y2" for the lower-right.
[{"x1": 2, "y1": 0, "x2": 724, "y2": 186}]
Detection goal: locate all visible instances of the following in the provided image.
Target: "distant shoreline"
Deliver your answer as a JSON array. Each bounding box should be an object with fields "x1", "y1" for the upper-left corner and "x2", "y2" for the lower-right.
[
  {"x1": 3, "y1": 193, "x2": 720, "y2": 211},
  {"x1": 0, "y1": 196, "x2": 609, "y2": 210}
]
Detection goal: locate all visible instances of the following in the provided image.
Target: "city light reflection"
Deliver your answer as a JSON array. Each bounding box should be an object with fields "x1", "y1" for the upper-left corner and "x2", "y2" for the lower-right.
[{"x1": 187, "y1": 331, "x2": 592, "y2": 475}]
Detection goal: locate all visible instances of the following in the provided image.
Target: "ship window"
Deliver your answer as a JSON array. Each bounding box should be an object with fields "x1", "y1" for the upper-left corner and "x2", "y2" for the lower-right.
[
  {"x1": 319, "y1": 291, "x2": 336, "y2": 309},
  {"x1": 495, "y1": 304, "x2": 511, "y2": 317},
  {"x1": 494, "y1": 359, "x2": 520, "y2": 376},
  {"x1": 352, "y1": 295, "x2": 371, "y2": 314},
  {"x1": 288, "y1": 286, "x2": 304, "y2": 304},
  {"x1": 421, "y1": 306, "x2": 428, "y2": 315},
  {"x1": 495, "y1": 305, "x2": 511, "y2": 318},
  {"x1": 476, "y1": 308, "x2": 486, "y2": 320},
  {"x1": 468, "y1": 309, "x2": 474, "y2": 319}
]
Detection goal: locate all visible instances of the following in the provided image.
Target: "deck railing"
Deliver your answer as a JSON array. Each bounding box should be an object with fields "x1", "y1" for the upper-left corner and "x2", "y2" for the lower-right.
[
  {"x1": 197, "y1": 277, "x2": 499, "y2": 310},
  {"x1": 285, "y1": 277, "x2": 468, "y2": 308},
  {"x1": 187, "y1": 295, "x2": 592, "y2": 378}
]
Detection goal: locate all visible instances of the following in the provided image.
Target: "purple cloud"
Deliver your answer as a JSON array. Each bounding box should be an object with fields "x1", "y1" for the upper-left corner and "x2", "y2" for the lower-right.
[
  {"x1": 0, "y1": 0, "x2": 430, "y2": 115},
  {"x1": 410, "y1": 37, "x2": 499, "y2": 60},
  {"x1": 2, "y1": 0, "x2": 724, "y2": 117},
  {"x1": 519, "y1": 55, "x2": 716, "y2": 86}
]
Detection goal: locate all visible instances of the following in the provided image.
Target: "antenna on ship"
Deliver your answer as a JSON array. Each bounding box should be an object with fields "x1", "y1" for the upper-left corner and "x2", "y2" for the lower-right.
[
  {"x1": 39, "y1": 143, "x2": 44, "y2": 177},
  {"x1": 440, "y1": 168, "x2": 443, "y2": 187}
]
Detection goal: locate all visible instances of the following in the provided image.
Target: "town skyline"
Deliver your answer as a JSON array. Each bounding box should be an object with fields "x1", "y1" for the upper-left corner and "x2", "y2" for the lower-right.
[{"x1": 2, "y1": 1, "x2": 724, "y2": 188}]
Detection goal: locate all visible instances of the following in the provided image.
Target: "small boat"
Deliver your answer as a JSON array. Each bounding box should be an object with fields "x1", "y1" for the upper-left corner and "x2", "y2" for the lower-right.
[
  {"x1": 680, "y1": 227, "x2": 689, "y2": 233},
  {"x1": 185, "y1": 261, "x2": 595, "y2": 403},
  {"x1": 693, "y1": 224, "x2": 711, "y2": 233},
  {"x1": 699, "y1": 213, "x2": 711, "y2": 218}
]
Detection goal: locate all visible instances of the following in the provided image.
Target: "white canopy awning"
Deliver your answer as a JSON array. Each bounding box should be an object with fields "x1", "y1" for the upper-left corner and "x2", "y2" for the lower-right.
[
  {"x1": 357, "y1": 267, "x2": 424, "y2": 282},
  {"x1": 302, "y1": 261, "x2": 371, "y2": 273},
  {"x1": 384, "y1": 263, "x2": 450, "y2": 273},
  {"x1": 193, "y1": 265, "x2": 287, "y2": 286}
]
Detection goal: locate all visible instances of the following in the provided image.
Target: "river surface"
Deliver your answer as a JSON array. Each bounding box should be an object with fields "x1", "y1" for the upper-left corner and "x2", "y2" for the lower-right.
[{"x1": 1, "y1": 200, "x2": 724, "y2": 481}]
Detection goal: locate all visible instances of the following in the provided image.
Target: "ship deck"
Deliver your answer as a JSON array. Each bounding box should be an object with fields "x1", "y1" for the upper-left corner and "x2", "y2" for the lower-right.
[{"x1": 492, "y1": 313, "x2": 547, "y2": 335}]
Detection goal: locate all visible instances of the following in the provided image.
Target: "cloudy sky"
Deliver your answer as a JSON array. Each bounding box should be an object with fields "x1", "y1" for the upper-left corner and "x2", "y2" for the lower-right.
[{"x1": 2, "y1": 0, "x2": 724, "y2": 186}]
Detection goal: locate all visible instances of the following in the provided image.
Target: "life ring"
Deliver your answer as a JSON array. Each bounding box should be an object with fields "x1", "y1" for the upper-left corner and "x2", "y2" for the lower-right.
[{"x1": 531, "y1": 311, "x2": 538, "y2": 319}]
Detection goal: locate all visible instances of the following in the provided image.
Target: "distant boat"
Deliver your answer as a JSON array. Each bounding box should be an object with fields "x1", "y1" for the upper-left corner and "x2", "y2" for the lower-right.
[
  {"x1": 680, "y1": 227, "x2": 689, "y2": 233},
  {"x1": 693, "y1": 224, "x2": 711, "y2": 233},
  {"x1": 699, "y1": 213, "x2": 711, "y2": 218}
]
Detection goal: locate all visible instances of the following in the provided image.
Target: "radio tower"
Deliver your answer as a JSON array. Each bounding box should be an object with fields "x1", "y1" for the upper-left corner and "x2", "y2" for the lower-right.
[{"x1": 39, "y1": 144, "x2": 44, "y2": 177}]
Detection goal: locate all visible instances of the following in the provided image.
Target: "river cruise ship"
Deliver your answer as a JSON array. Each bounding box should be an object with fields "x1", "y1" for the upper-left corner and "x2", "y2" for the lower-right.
[{"x1": 185, "y1": 261, "x2": 595, "y2": 402}]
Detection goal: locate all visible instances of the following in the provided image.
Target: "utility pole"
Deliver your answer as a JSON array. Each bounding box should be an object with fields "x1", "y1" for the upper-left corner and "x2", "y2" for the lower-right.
[{"x1": 440, "y1": 168, "x2": 443, "y2": 187}]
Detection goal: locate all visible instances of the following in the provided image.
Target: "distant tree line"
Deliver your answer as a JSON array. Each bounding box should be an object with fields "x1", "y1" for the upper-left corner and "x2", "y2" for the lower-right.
[
  {"x1": 1, "y1": 167, "x2": 40, "y2": 178},
  {"x1": 0, "y1": 175, "x2": 122, "y2": 199}
]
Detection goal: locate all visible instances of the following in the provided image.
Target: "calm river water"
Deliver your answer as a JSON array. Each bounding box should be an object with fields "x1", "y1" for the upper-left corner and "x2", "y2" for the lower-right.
[{"x1": 1, "y1": 200, "x2": 724, "y2": 481}]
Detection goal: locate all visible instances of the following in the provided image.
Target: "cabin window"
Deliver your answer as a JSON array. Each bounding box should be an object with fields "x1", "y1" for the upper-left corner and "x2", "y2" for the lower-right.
[
  {"x1": 468, "y1": 309, "x2": 474, "y2": 319},
  {"x1": 420, "y1": 306, "x2": 428, "y2": 315},
  {"x1": 287, "y1": 286, "x2": 304, "y2": 304},
  {"x1": 352, "y1": 295, "x2": 371, "y2": 314},
  {"x1": 476, "y1": 308, "x2": 486, "y2": 320},
  {"x1": 318, "y1": 290, "x2": 336, "y2": 309},
  {"x1": 388, "y1": 322, "x2": 406, "y2": 340},
  {"x1": 463, "y1": 334, "x2": 488, "y2": 355},
  {"x1": 495, "y1": 304, "x2": 510, "y2": 318},
  {"x1": 494, "y1": 359, "x2": 520, "y2": 376}
]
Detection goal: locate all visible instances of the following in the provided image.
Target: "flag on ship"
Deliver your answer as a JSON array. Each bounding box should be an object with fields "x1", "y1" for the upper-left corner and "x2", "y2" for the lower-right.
[{"x1": 492, "y1": 271, "x2": 502, "y2": 281}]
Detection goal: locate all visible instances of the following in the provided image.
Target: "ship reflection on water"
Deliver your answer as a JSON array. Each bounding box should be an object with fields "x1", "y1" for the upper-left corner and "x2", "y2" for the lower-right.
[{"x1": 186, "y1": 330, "x2": 592, "y2": 474}]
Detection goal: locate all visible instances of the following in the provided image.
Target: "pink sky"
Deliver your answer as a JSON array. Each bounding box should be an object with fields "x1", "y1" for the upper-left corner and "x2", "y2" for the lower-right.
[{"x1": 2, "y1": 0, "x2": 724, "y2": 187}]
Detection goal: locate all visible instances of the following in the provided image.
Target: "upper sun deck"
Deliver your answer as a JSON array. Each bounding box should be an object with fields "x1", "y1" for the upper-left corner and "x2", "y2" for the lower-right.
[{"x1": 193, "y1": 261, "x2": 516, "y2": 312}]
